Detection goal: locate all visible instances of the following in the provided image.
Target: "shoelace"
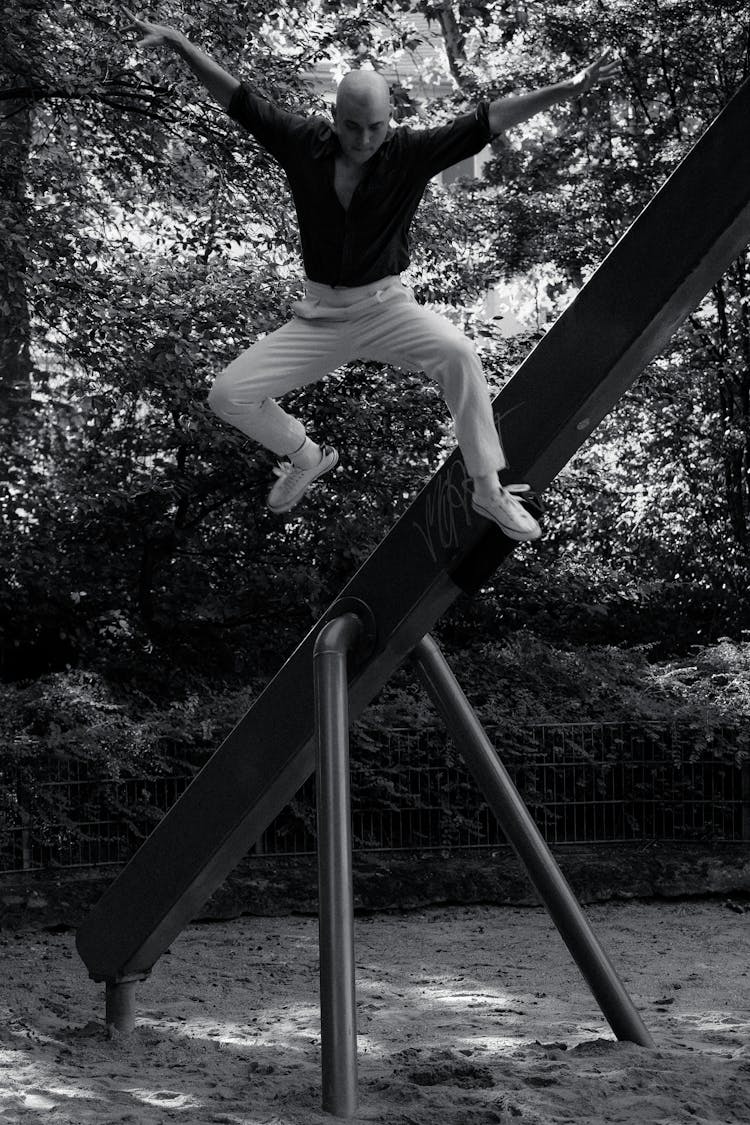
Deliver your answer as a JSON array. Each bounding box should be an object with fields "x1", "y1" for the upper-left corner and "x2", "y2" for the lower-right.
[{"x1": 271, "y1": 461, "x2": 308, "y2": 492}]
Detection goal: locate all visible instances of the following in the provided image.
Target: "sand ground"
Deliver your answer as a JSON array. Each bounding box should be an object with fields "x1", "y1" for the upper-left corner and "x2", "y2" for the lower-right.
[{"x1": 1, "y1": 900, "x2": 748, "y2": 1124}]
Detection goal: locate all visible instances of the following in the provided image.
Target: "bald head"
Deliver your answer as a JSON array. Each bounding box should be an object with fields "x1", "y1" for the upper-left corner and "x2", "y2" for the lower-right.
[
  {"x1": 333, "y1": 70, "x2": 392, "y2": 166},
  {"x1": 335, "y1": 70, "x2": 391, "y2": 114}
]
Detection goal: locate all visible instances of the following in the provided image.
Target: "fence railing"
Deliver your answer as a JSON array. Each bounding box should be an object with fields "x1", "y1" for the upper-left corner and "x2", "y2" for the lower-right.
[{"x1": 1, "y1": 722, "x2": 748, "y2": 874}]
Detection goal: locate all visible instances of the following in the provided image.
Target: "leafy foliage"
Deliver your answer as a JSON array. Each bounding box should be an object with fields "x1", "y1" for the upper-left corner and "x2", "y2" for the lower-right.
[
  {"x1": 2, "y1": 0, "x2": 750, "y2": 696},
  {"x1": 3, "y1": 636, "x2": 748, "y2": 870}
]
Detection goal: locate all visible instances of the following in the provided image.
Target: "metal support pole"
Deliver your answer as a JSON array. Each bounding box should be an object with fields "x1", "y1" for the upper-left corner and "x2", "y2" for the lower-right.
[
  {"x1": 412, "y1": 634, "x2": 654, "y2": 1049},
  {"x1": 104, "y1": 975, "x2": 143, "y2": 1037},
  {"x1": 313, "y1": 612, "x2": 363, "y2": 1118}
]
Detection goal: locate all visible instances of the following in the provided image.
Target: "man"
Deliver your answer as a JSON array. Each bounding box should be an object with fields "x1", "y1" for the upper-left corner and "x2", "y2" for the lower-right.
[{"x1": 128, "y1": 11, "x2": 617, "y2": 540}]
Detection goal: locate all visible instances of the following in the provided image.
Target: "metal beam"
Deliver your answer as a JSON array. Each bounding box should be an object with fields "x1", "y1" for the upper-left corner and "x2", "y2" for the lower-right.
[
  {"x1": 412, "y1": 634, "x2": 653, "y2": 1048},
  {"x1": 77, "y1": 77, "x2": 750, "y2": 985}
]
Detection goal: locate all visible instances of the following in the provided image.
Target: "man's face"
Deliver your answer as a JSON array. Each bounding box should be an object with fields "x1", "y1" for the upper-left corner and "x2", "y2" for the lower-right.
[{"x1": 334, "y1": 87, "x2": 391, "y2": 165}]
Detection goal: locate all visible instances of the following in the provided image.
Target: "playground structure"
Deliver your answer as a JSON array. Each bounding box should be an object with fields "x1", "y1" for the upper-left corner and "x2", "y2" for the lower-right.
[{"x1": 77, "y1": 78, "x2": 750, "y2": 1118}]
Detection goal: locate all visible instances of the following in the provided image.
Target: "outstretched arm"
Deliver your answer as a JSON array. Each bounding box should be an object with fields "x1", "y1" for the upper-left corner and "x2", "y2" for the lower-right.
[
  {"x1": 125, "y1": 9, "x2": 240, "y2": 110},
  {"x1": 489, "y1": 50, "x2": 619, "y2": 134}
]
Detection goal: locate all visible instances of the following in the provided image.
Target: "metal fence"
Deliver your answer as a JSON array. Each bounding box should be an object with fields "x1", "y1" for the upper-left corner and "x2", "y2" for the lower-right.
[{"x1": 1, "y1": 722, "x2": 748, "y2": 874}]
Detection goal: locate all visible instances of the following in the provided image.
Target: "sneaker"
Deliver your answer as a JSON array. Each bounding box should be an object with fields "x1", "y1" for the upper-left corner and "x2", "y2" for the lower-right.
[
  {"x1": 267, "y1": 445, "x2": 339, "y2": 513},
  {"x1": 472, "y1": 484, "x2": 542, "y2": 542}
]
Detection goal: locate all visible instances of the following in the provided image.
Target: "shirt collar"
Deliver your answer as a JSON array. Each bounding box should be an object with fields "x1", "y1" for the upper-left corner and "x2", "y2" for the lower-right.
[{"x1": 319, "y1": 119, "x2": 395, "y2": 168}]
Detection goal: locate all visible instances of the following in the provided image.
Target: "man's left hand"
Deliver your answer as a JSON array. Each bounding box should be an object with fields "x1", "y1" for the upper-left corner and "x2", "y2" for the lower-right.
[{"x1": 570, "y1": 48, "x2": 620, "y2": 96}]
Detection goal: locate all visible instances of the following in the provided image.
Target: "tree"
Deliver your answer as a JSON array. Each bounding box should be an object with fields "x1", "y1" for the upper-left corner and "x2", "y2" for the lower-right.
[
  {"x1": 414, "y1": 0, "x2": 750, "y2": 643},
  {"x1": 2, "y1": 0, "x2": 750, "y2": 687},
  {"x1": 1, "y1": 0, "x2": 482, "y2": 682},
  {"x1": 0, "y1": 4, "x2": 37, "y2": 417}
]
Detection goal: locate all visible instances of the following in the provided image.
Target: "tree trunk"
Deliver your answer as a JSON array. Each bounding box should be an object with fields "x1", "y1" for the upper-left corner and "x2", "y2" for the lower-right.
[
  {"x1": 429, "y1": 3, "x2": 474, "y2": 93},
  {"x1": 0, "y1": 96, "x2": 33, "y2": 418},
  {"x1": 713, "y1": 277, "x2": 749, "y2": 549}
]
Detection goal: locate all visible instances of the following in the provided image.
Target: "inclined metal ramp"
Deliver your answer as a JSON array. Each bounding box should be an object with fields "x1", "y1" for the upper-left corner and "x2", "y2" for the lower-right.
[{"x1": 77, "y1": 77, "x2": 750, "y2": 985}]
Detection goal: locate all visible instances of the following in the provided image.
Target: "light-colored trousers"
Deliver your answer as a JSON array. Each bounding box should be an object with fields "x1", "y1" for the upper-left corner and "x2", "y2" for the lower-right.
[{"x1": 208, "y1": 275, "x2": 507, "y2": 479}]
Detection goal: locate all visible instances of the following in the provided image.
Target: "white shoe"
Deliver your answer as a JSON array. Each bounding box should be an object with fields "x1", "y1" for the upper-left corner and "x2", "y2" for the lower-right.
[
  {"x1": 267, "y1": 446, "x2": 339, "y2": 513},
  {"x1": 472, "y1": 484, "x2": 542, "y2": 542}
]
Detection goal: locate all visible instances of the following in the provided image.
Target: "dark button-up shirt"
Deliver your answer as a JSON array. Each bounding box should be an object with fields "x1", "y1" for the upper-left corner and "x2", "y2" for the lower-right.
[{"x1": 227, "y1": 84, "x2": 492, "y2": 287}]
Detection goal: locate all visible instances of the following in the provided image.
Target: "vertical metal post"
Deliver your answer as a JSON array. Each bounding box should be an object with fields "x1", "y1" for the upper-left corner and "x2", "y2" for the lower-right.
[
  {"x1": 413, "y1": 633, "x2": 654, "y2": 1049},
  {"x1": 313, "y1": 612, "x2": 363, "y2": 1118},
  {"x1": 104, "y1": 975, "x2": 143, "y2": 1037}
]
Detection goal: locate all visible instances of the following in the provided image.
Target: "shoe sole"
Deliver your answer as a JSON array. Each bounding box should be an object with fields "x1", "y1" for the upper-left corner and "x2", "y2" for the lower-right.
[
  {"x1": 267, "y1": 449, "x2": 339, "y2": 514},
  {"x1": 471, "y1": 498, "x2": 542, "y2": 542}
]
